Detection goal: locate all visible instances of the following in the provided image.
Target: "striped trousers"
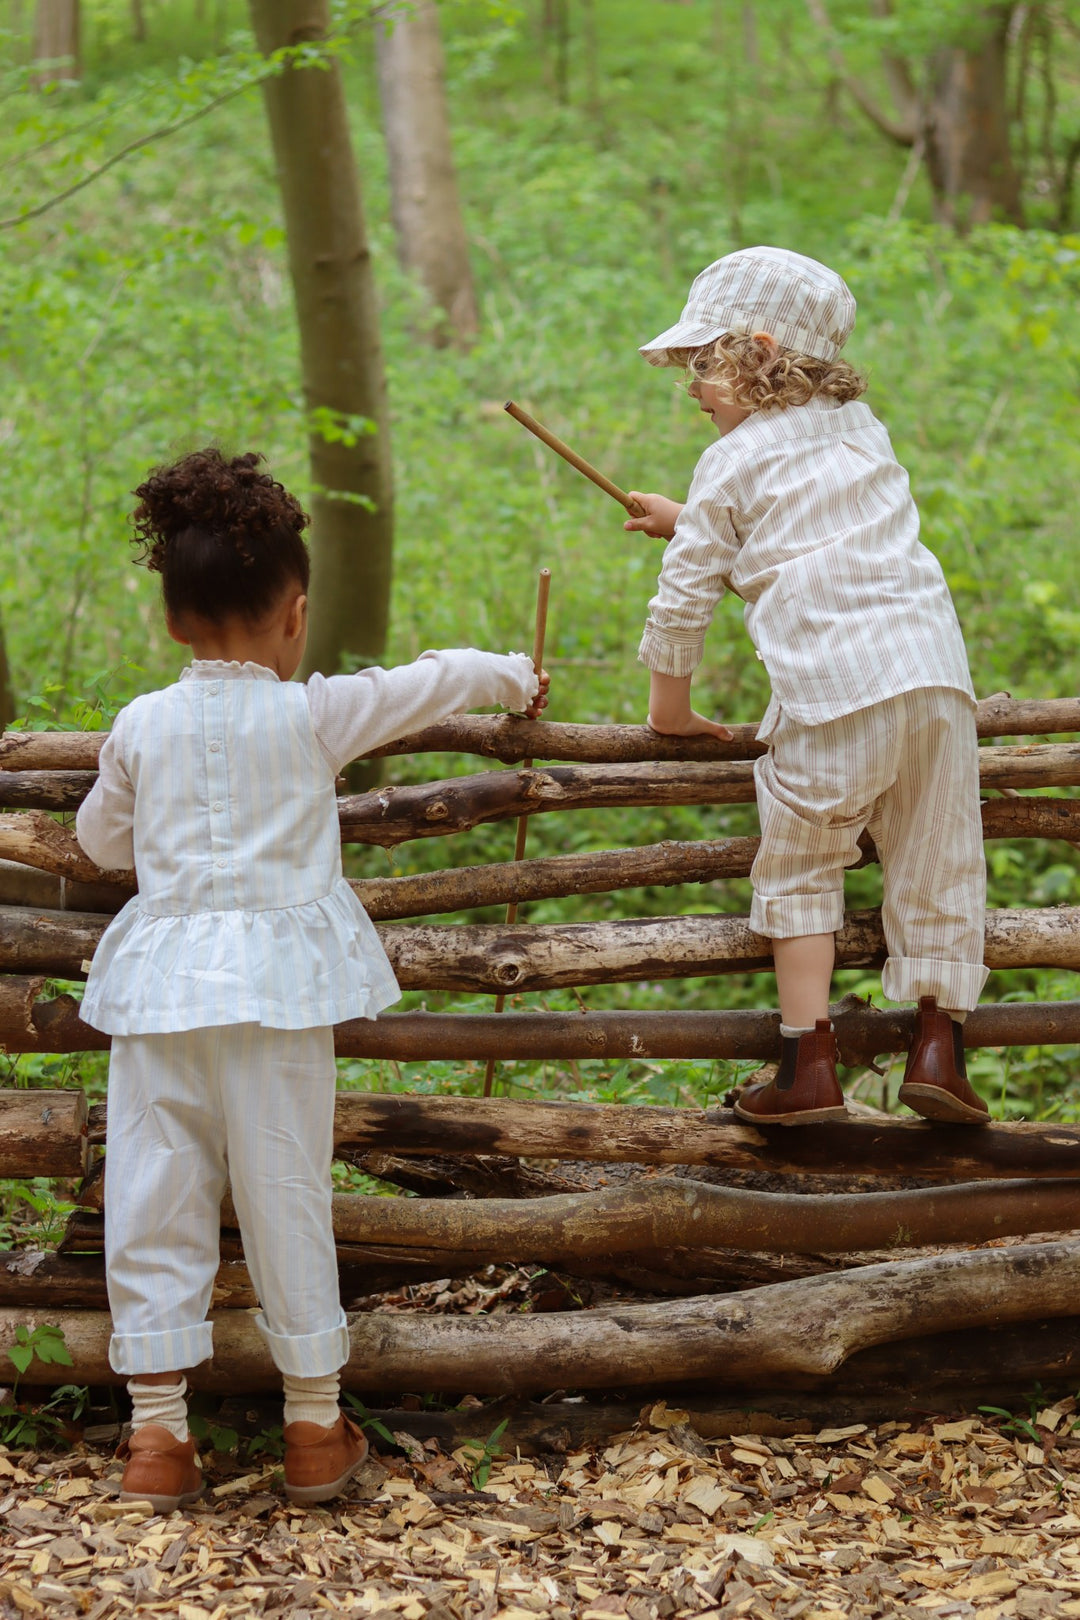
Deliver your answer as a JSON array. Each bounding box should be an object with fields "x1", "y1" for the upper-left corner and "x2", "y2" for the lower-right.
[
  {"x1": 105, "y1": 1023, "x2": 349, "y2": 1378},
  {"x1": 749, "y1": 686, "x2": 989, "y2": 1013}
]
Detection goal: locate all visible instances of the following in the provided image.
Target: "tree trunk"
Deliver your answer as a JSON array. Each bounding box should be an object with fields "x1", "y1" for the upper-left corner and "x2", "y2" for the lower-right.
[
  {"x1": 374, "y1": 1, "x2": 479, "y2": 348},
  {"x1": 922, "y1": 6, "x2": 1024, "y2": 227},
  {"x1": 248, "y1": 0, "x2": 394, "y2": 691},
  {"x1": 7, "y1": 1242, "x2": 1080, "y2": 1392},
  {"x1": 32, "y1": 0, "x2": 79, "y2": 82},
  {"x1": 131, "y1": 0, "x2": 145, "y2": 41}
]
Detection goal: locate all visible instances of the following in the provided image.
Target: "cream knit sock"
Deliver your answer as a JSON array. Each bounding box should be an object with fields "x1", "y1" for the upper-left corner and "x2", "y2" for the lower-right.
[
  {"x1": 128, "y1": 1377, "x2": 189, "y2": 1443},
  {"x1": 282, "y1": 1372, "x2": 341, "y2": 1431}
]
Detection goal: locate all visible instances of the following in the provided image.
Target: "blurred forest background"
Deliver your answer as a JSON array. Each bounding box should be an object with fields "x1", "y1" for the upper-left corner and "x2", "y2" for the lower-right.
[{"x1": 1, "y1": 0, "x2": 1079, "y2": 1118}]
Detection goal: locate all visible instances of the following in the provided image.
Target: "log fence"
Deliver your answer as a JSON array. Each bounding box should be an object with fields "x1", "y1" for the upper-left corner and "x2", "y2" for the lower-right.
[{"x1": 0, "y1": 692, "x2": 1078, "y2": 1420}]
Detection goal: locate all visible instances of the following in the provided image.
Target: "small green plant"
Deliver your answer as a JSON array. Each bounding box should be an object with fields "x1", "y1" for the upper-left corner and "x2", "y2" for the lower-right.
[
  {"x1": 342, "y1": 1395, "x2": 396, "y2": 1446},
  {"x1": 244, "y1": 1423, "x2": 284, "y2": 1460},
  {"x1": 461, "y1": 1417, "x2": 509, "y2": 1489},
  {"x1": 1, "y1": 1323, "x2": 85, "y2": 1448},
  {"x1": 8, "y1": 1321, "x2": 73, "y2": 1379},
  {"x1": 187, "y1": 1412, "x2": 240, "y2": 1454},
  {"x1": 978, "y1": 1403, "x2": 1042, "y2": 1444}
]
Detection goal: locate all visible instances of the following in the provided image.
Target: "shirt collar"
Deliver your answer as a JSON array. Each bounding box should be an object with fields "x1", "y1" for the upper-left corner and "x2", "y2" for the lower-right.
[{"x1": 180, "y1": 659, "x2": 281, "y2": 683}]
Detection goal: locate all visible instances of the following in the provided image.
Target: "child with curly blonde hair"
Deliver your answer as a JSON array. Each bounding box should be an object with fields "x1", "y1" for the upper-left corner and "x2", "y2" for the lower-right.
[
  {"x1": 626, "y1": 246, "x2": 988, "y2": 1127},
  {"x1": 77, "y1": 448, "x2": 548, "y2": 1511}
]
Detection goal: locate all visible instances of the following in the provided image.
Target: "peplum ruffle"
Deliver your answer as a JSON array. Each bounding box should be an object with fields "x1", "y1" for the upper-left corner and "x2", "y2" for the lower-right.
[{"x1": 80, "y1": 878, "x2": 401, "y2": 1035}]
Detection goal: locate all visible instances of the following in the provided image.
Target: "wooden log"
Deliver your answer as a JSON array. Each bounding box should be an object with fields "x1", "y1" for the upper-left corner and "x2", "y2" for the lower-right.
[
  {"x1": 1, "y1": 694, "x2": 1077, "y2": 773},
  {"x1": 0, "y1": 1089, "x2": 88, "y2": 1178},
  {"x1": 3, "y1": 798, "x2": 1074, "y2": 921},
  {"x1": 336, "y1": 747, "x2": 1080, "y2": 847},
  {"x1": 0, "y1": 1251, "x2": 256, "y2": 1310},
  {"x1": 4, "y1": 741, "x2": 1078, "y2": 820},
  {"x1": 324, "y1": 1177, "x2": 1080, "y2": 1258},
  {"x1": 0, "y1": 771, "x2": 98, "y2": 811},
  {"x1": 5, "y1": 977, "x2": 1079, "y2": 1064},
  {"x1": 377, "y1": 906, "x2": 1080, "y2": 993},
  {"x1": 69, "y1": 1165, "x2": 1079, "y2": 1258},
  {"x1": 0, "y1": 813, "x2": 133, "y2": 887},
  {"x1": 10, "y1": 904, "x2": 1078, "y2": 987},
  {"x1": 322, "y1": 1096, "x2": 1080, "y2": 1182},
  {"x1": 6, "y1": 1240, "x2": 1080, "y2": 1391}
]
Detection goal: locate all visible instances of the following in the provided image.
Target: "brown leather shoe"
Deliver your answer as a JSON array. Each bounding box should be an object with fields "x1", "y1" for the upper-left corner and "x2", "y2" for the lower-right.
[
  {"x1": 898, "y1": 996, "x2": 989, "y2": 1125},
  {"x1": 283, "y1": 1412, "x2": 369, "y2": 1505},
  {"x1": 733, "y1": 1020, "x2": 848, "y2": 1125},
  {"x1": 117, "y1": 1424, "x2": 202, "y2": 1512}
]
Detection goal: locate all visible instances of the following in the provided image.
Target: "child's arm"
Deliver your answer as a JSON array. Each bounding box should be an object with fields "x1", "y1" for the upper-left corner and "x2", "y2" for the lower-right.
[
  {"x1": 622, "y1": 492, "x2": 684, "y2": 540},
  {"x1": 307, "y1": 648, "x2": 547, "y2": 773},
  {"x1": 75, "y1": 722, "x2": 136, "y2": 872},
  {"x1": 648, "y1": 671, "x2": 732, "y2": 740}
]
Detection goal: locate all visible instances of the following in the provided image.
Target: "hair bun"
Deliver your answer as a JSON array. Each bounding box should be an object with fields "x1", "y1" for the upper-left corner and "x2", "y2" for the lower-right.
[{"x1": 132, "y1": 447, "x2": 308, "y2": 574}]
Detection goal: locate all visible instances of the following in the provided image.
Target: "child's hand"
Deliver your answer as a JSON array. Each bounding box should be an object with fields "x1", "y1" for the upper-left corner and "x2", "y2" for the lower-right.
[
  {"x1": 524, "y1": 668, "x2": 551, "y2": 720},
  {"x1": 624, "y1": 492, "x2": 684, "y2": 540},
  {"x1": 647, "y1": 708, "x2": 733, "y2": 741}
]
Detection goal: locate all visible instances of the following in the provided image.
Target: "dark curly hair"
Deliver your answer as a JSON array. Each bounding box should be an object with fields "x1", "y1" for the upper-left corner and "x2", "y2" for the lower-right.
[{"x1": 132, "y1": 448, "x2": 311, "y2": 627}]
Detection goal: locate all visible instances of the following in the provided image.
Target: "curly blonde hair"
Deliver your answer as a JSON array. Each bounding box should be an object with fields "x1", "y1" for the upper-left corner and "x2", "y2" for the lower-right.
[{"x1": 665, "y1": 332, "x2": 866, "y2": 412}]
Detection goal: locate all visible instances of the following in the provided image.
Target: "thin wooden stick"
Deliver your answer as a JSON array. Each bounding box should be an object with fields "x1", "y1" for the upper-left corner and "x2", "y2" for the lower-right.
[
  {"x1": 504, "y1": 401, "x2": 646, "y2": 518},
  {"x1": 484, "y1": 567, "x2": 551, "y2": 1098}
]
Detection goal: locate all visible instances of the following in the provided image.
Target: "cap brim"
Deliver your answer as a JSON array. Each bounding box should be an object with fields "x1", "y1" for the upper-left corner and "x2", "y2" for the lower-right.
[{"x1": 639, "y1": 319, "x2": 727, "y2": 365}]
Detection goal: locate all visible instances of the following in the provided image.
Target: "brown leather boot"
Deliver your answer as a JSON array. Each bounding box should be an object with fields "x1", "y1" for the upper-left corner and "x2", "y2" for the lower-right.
[
  {"x1": 733, "y1": 1020, "x2": 848, "y2": 1125},
  {"x1": 283, "y1": 1412, "x2": 369, "y2": 1505},
  {"x1": 117, "y1": 1424, "x2": 203, "y2": 1512},
  {"x1": 898, "y1": 997, "x2": 989, "y2": 1125}
]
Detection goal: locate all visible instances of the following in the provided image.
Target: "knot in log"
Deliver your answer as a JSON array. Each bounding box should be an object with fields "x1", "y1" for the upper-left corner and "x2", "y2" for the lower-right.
[
  {"x1": 493, "y1": 958, "x2": 525, "y2": 987},
  {"x1": 423, "y1": 799, "x2": 450, "y2": 823}
]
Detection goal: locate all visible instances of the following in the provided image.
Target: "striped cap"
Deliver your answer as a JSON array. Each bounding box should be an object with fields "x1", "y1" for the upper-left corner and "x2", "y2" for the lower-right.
[{"x1": 640, "y1": 246, "x2": 856, "y2": 364}]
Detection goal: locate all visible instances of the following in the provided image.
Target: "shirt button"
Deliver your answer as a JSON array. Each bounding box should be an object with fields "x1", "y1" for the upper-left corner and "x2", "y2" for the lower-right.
[
  {"x1": 212, "y1": 802, "x2": 224, "y2": 812},
  {"x1": 215, "y1": 859, "x2": 226, "y2": 869},
  {"x1": 207, "y1": 683, "x2": 220, "y2": 696},
  {"x1": 208, "y1": 741, "x2": 221, "y2": 753}
]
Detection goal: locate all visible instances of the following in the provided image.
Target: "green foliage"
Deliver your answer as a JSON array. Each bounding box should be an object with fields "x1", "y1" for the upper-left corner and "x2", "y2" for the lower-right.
[
  {"x1": 460, "y1": 1416, "x2": 509, "y2": 1489},
  {"x1": 7, "y1": 1320, "x2": 73, "y2": 1378},
  {"x1": 0, "y1": 1383, "x2": 89, "y2": 1449},
  {"x1": 342, "y1": 1394, "x2": 398, "y2": 1447},
  {"x1": 188, "y1": 1409, "x2": 240, "y2": 1454}
]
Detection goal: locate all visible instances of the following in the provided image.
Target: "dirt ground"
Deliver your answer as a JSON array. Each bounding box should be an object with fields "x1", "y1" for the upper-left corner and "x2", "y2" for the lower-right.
[{"x1": 2, "y1": 1396, "x2": 1080, "y2": 1620}]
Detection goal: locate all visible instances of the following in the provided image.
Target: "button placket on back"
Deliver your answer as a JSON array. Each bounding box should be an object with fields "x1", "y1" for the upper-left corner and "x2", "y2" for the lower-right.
[{"x1": 205, "y1": 683, "x2": 232, "y2": 907}]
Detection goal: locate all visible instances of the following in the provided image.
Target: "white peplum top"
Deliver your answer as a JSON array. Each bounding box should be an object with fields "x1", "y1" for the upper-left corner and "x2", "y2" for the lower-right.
[{"x1": 75, "y1": 649, "x2": 539, "y2": 1035}]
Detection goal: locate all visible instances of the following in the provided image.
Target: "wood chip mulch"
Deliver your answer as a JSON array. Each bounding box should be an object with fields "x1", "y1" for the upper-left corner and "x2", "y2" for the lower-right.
[{"x1": 3, "y1": 1397, "x2": 1080, "y2": 1619}]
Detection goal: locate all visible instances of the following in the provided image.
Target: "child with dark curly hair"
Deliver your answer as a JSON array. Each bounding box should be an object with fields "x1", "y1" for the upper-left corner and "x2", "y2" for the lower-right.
[
  {"x1": 76, "y1": 447, "x2": 549, "y2": 1511},
  {"x1": 625, "y1": 247, "x2": 988, "y2": 1129}
]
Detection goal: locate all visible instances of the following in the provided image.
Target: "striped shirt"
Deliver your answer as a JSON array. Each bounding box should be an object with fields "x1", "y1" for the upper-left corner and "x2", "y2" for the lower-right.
[
  {"x1": 638, "y1": 397, "x2": 975, "y2": 728},
  {"x1": 76, "y1": 649, "x2": 538, "y2": 1035}
]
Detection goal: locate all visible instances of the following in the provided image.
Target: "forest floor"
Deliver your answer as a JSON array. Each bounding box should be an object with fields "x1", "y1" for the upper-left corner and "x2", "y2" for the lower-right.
[{"x1": 2, "y1": 1396, "x2": 1080, "y2": 1620}]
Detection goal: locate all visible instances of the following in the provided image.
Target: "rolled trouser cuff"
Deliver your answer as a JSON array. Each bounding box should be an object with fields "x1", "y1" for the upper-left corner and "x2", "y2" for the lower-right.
[
  {"x1": 255, "y1": 1310, "x2": 350, "y2": 1378},
  {"x1": 109, "y1": 1323, "x2": 214, "y2": 1376},
  {"x1": 751, "y1": 889, "x2": 845, "y2": 940},
  {"x1": 882, "y1": 955, "x2": 989, "y2": 1014}
]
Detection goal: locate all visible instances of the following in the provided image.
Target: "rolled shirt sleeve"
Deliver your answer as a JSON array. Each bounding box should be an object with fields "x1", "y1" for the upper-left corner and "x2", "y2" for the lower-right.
[
  {"x1": 637, "y1": 454, "x2": 739, "y2": 678},
  {"x1": 305, "y1": 648, "x2": 540, "y2": 774}
]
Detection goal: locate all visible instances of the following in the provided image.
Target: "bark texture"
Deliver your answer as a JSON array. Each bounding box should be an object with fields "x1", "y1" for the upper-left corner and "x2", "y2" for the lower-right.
[
  {"x1": 922, "y1": 5, "x2": 1024, "y2": 228},
  {"x1": 6, "y1": 1241, "x2": 1080, "y2": 1391},
  {"x1": 32, "y1": 0, "x2": 79, "y2": 81},
  {"x1": 374, "y1": 0, "x2": 478, "y2": 347},
  {"x1": 1, "y1": 694, "x2": 1074, "y2": 771},
  {"x1": 248, "y1": 0, "x2": 394, "y2": 685},
  {"x1": 0, "y1": 1089, "x2": 88, "y2": 1178},
  {"x1": 1, "y1": 903, "x2": 1078, "y2": 986}
]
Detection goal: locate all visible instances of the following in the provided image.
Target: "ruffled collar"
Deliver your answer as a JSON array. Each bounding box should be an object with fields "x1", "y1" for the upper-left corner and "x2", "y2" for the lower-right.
[{"x1": 180, "y1": 659, "x2": 281, "y2": 683}]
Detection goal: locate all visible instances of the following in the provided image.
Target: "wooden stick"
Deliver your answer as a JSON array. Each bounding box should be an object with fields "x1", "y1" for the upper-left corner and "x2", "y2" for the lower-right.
[
  {"x1": 504, "y1": 401, "x2": 647, "y2": 518},
  {"x1": 484, "y1": 567, "x2": 551, "y2": 1096}
]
